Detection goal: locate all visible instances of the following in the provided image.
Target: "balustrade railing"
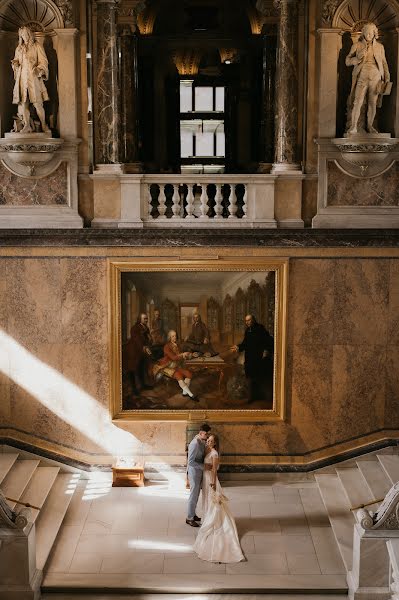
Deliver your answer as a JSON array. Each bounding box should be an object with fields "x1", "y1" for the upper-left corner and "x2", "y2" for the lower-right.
[
  {"x1": 145, "y1": 179, "x2": 247, "y2": 222},
  {"x1": 115, "y1": 173, "x2": 276, "y2": 228}
]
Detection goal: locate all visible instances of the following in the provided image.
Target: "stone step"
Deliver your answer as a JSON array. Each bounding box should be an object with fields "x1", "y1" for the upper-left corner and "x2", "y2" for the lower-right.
[
  {"x1": 0, "y1": 453, "x2": 18, "y2": 485},
  {"x1": 42, "y1": 572, "x2": 348, "y2": 594},
  {"x1": 42, "y1": 595, "x2": 348, "y2": 600},
  {"x1": 0, "y1": 459, "x2": 40, "y2": 508},
  {"x1": 377, "y1": 454, "x2": 399, "y2": 486},
  {"x1": 315, "y1": 473, "x2": 355, "y2": 572},
  {"x1": 356, "y1": 459, "x2": 392, "y2": 500},
  {"x1": 19, "y1": 466, "x2": 60, "y2": 523},
  {"x1": 336, "y1": 466, "x2": 376, "y2": 510},
  {"x1": 36, "y1": 473, "x2": 79, "y2": 571}
]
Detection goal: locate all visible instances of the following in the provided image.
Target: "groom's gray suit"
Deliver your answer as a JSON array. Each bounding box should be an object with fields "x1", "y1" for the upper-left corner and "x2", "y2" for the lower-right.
[{"x1": 187, "y1": 435, "x2": 205, "y2": 520}]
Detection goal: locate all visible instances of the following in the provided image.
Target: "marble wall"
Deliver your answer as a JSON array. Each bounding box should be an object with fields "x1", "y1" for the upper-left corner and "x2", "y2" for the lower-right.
[
  {"x1": 328, "y1": 161, "x2": 399, "y2": 207},
  {"x1": 0, "y1": 253, "x2": 399, "y2": 467},
  {"x1": 0, "y1": 163, "x2": 68, "y2": 206}
]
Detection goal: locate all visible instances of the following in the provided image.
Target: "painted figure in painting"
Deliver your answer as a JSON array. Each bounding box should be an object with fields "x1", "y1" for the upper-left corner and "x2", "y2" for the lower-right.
[
  {"x1": 126, "y1": 313, "x2": 153, "y2": 394},
  {"x1": 183, "y1": 310, "x2": 217, "y2": 356},
  {"x1": 154, "y1": 330, "x2": 198, "y2": 401},
  {"x1": 231, "y1": 314, "x2": 274, "y2": 403},
  {"x1": 345, "y1": 22, "x2": 390, "y2": 134},
  {"x1": 150, "y1": 308, "x2": 166, "y2": 360},
  {"x1": 11, "y1": 26, "x2": 51, "y2": 134}
]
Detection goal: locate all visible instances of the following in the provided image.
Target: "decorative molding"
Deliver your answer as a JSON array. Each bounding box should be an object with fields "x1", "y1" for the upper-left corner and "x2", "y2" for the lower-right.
[
  {"x1": 356, "y1": 482, "x2": 399, "y2": 530},
  {"x1": 322, "y1": 0, "x2": 341, "y2": 24},
  {"x1": 0, "y1": 490, "x2": 30, "y2": 529},
  {"x1": 0, "y1": 0, "x2": 64, "y2": 32}
]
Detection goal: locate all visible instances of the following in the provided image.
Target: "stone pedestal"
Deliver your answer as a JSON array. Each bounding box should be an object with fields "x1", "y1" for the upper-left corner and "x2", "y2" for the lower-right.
[
  {"x1": 348, "y1": 524, "x2": 395, "y2": 600},
  {"x1": 313, "y1": 137, "x2": 399, "y2": 228},
  {"x1": 0, "y1": 523, "x2": 42, "y2": 600},
  {"x1": 0, "y1": 135, "x2": 83, "y2": 228}
]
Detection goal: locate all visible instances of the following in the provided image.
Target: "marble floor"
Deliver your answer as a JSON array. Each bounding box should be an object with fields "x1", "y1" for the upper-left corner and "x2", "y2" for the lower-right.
[{"x1": 43, "y1": 474, "x2": 347, "y2": 593}]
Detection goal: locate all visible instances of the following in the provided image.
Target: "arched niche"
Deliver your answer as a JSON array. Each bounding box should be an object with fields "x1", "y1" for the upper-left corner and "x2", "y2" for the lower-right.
[{"x1": 0, "y1": 0, "x2": 78, "y2": 139}]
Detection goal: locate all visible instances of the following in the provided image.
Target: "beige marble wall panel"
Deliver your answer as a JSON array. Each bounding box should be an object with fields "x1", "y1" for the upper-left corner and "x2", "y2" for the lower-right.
[
  {"x1": 328, "y1": 162, "x2": 399, "y2": 206},
  {"x1": 302, "y1": 178, "x2": 318, "y2": 227},
  {"x1": 385, "y1": 346, "x2": 399, "y2": 426},
  {"x1": 0, "y1": 163, "x2": 68, "y2": 206},
  {"x1": 6, "y1": 259, "x2": 62, "y2": 350},
  {"x1": 78, "y1": 175, "x2": 94, "y2": 222},
  {"x1": 288, "y1": 259, "x2": 334, "y2": 346},
  {"x1": 274, "y1": 179, "x2": 302, "y2": 221},
  {"x1": 333, "y1": 259, "x2": 390, "y2": 346},
  {"x1": 290, "y1": 344, "x2": 333, "y2": 449},
  {"x1": 1, "y1": 254, "x2": 399, "y2": 465},
  {"x1": 330, "y1": 345, "x2": 386, "y2": 440},
  {"x1": 92, "y1": 178, "x2": 121, "y2": 219},
  {"x1": 388, "y1": 259, "x2": 399, "y2": 346}
]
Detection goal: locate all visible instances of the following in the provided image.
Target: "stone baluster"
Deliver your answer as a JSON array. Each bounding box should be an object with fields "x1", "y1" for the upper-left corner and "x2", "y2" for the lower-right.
[
  {"x1": 199, "y1": 185, "x2": 208, "y2": 219},
  {"x1": 186, "y1": 185, "x2": 195, "y2": 219},
  {"x1": 94, "y1": 0, "x2": 121, "y2": 167},
  {"x1": 158, "y1": 186, "x2": 166, "y2": 219},
  {"x1": 147, "y1": 184, "x2": 153, "y2": 218},
  {"x1": 214, "y1": 184, "x2": 223, "y2": 219},
  {"x1": 228, "y1": 185, "x2": 237, "y2": 218},
  {"x1": 172, "y1": 185, "x2": 180, "y2": 218},
  {"x1": 271, "y1": 0, "x2": 301, "y2": 173},
  {"x1": 242, "y1": 186, "x2": 248, "y2": 218},
  {"x1": 118, "y1": 22, "x2": 142, "y2": 171}
]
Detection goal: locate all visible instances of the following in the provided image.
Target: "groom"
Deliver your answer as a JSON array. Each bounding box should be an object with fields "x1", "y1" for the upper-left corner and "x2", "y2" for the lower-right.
[{"x1": 186, "y1": 423, "x2": 211, "y2": 527}]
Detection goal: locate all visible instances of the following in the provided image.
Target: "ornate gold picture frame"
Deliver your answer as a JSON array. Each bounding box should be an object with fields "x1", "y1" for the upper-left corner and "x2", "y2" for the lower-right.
[{"x1": 109, "y1": 258, "x2": 288, "y2": 422}]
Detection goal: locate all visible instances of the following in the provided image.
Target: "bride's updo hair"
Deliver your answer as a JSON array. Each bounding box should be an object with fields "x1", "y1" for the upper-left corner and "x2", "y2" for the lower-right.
[{"x1": 210, "y1": 434, "x2": 220, "y2": 453}]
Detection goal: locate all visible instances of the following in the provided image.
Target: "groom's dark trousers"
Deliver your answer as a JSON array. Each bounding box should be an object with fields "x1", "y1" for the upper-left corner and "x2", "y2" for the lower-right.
[{"x1": 187, "y1": 437, "x2": 205, "y2": 520}]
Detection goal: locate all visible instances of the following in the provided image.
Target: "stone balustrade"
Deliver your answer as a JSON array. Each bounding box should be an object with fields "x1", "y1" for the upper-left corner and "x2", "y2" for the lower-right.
[{"x1": 91, "y1": 173, "x2": 277, "y2": 228}]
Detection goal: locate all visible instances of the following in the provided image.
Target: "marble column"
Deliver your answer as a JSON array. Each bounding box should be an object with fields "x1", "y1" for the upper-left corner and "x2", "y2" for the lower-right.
[
  {"x1": 272, "y1": 0, "x2": 301, "y2": 173},
  {"x1": 119, "y1": 25, "x2": 142, "y2": 172},
  {"x1": 94, "y1": 0, "x2": 121, "y2": 168},
  {"x1": 53, "y1": 28, "x2": 79, "y2": 140},
  {"x1": 258, "y1": 25, "x2": 277, "y2": 172}
]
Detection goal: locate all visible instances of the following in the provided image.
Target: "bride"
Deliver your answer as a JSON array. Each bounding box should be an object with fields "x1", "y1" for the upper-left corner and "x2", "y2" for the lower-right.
[{"x1": 193, "y1": 434, "x2": 244, "y2": 563}]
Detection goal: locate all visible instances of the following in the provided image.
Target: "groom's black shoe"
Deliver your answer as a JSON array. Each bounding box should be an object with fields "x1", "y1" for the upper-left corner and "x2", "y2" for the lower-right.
[
  {"x1": 193, "y1": 515, "x2": 201, "y2": 522},
  {"x1": 186, "y1": 518, "x2": 200, "y2": 527}
]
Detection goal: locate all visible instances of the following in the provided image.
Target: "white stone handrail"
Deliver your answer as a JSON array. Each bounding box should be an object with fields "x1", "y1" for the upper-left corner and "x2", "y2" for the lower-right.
[
  {"x1": 116, "y1": 173, "x2": 277, "y2": 228},
  {"x1": 355, "y1": 482, "x2": 399, "y2": 530}
]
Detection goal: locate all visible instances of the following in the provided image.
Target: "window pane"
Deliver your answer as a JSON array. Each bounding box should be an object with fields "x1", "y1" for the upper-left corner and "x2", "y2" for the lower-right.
[
  {"x1": 195, "y1": 131, "x2": 214, "y2": 156},
  {"x1": 216, "y1": 131, "x2": 225, "y2": 157},
  {"x1": 195, "y1": 87, "x2": 213, "y2": 111},
  {"x1": 215, "y1": 87, "x2": 224, "y2": 111},
  {"x1": 180, "y1": 129, "x2": 193, "y2": 158},
  {"x1": 180, "y1": 81, "x2": 193, "y2": 112}
]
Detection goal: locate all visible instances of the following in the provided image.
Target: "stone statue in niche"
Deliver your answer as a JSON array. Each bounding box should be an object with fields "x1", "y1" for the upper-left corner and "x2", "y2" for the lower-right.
[
  {"x1": 345, "y1": 22, "x2": 391, "y2": 135},
  {"x1": 11, "y1": 26, "x2": 51, "y2": 135}
]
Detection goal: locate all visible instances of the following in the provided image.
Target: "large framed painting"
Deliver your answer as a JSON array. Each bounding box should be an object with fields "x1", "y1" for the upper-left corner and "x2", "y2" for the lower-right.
[{"x1": 109, "y1": 259, "x2": 288, "y2": 421}]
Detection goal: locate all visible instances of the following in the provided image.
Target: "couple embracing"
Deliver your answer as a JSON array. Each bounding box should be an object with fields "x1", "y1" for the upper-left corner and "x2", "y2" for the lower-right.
[{"x1": 186, "y1": 423, "x2": 244, "y2": 563}]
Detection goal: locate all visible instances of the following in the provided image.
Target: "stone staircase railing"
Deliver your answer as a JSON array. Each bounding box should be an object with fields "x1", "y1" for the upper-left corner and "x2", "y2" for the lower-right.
[
  {"x1": 315, "y1": 450, "x2": 399, "y2": 600},
  {"x1": 0, "y1": 449, "x2": 81, "y2": 600}
]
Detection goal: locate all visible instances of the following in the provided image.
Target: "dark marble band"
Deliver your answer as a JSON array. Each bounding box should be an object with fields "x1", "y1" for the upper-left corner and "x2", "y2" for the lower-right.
[{"x1": 0, "y1": 229, "x2": 399, "y2": 247}]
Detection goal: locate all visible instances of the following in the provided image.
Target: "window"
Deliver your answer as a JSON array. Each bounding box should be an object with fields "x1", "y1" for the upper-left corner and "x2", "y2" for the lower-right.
[{"x1": 179, "y1": 80, "x2": 225, "y2": 174}]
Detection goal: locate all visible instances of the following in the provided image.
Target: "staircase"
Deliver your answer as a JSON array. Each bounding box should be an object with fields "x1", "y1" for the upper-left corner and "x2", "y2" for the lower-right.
[
  {"x1": 315, "y1": 448, "x2": 399, "y2": 592},
  {"x1": 0, "y1": 448, "x2": 81, "y2": 571}
]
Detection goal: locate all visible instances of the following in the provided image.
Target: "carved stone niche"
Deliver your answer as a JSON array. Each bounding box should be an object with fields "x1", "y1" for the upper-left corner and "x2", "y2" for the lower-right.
[
  {"x1": 313, "y1": 0, "x2": 399, "y2": 228},
  {"x1": 0, "y1": 0, "x2": 82, "y2": 228}
]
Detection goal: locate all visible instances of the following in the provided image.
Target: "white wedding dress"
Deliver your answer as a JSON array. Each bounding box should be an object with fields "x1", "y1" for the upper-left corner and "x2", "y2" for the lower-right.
[{"x1": 193, "y1": 448, "x2": 244, "y2": 563}]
